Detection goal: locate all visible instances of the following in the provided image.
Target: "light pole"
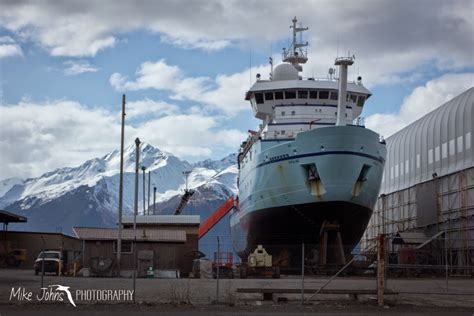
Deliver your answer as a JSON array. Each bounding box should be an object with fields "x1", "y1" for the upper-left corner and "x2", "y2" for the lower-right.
[
  {"x1": 147, "y1": 171, "x2": 151, "y2": 215},
  {"x1": 141, "y1": 166, "x2": 146, "y2": 215},
  {"x1": 133, "y1": 138, "x2": 140, "y2": 230},
  {"x1": 153, "y1": 187, "x2": 157, "y2": 215}
]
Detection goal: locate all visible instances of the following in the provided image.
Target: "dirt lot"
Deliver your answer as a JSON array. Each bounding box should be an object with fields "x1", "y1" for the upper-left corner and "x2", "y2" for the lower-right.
[{"x1": 0, "y1": 269, "x2": 473, "y2": 315}]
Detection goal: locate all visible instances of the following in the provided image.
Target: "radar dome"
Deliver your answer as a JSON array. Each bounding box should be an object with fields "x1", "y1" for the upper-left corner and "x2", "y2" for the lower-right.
[{"x1": 273, "y1": 63, "x2": 298, "y2": 81}]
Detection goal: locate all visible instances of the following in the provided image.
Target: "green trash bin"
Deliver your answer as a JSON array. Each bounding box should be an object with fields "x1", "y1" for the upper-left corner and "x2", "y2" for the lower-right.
[{"x1": 146, "y1": 267, "x2": 154, "y2": 278}]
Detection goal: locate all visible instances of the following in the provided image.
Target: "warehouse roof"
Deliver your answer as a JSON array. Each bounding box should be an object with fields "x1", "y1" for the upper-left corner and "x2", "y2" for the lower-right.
[
  {"x1": 121, "y1": 215, "x2": 200, "y2": 225},
  {"x1": 381, "y1": 88, "x2": 473, "y2": 194},
  {"x1": 0, "y1": 210, "x2": 27, "y2": 224},
  {"x1": 73, "y1": 227, "x2": 186, "y2": 242}
]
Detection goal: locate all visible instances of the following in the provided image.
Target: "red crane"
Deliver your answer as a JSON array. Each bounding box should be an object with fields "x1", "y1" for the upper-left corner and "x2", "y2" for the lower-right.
[{"x1": 198, "y1": 196, "x2": 237, "y2": 239}]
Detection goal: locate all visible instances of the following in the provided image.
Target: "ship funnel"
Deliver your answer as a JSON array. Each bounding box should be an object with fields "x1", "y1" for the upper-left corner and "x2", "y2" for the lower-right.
[{"x1": 335, "y1": 56, "x2": 354, "y2": 126}]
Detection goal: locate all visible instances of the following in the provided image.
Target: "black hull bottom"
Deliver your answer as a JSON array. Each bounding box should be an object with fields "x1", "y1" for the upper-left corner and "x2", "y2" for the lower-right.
[{"x1": 232, "y1": 201, "x2": 373, "y2": 264}]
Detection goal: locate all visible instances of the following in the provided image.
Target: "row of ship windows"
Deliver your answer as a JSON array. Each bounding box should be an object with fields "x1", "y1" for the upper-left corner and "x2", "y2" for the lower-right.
[
  {"x1": 280, "y1": 110, "x2": 348, "y2": 117},
  {"x1": 384, "y1": 132, "x2": 471, "y2": 182},
  {"x1": 254, "y1": 90, "x2": 365, "y2": 107}
]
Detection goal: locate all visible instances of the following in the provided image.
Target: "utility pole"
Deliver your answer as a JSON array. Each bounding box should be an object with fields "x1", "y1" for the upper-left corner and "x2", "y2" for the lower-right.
[
  {"x1": 141, "y1": 166, "x2": 146, "y2": 215},
  {"x1": 153, "y1": 187, "x2": 157, "y2": 215},
  {"x1": 117, "y1": 94, "x2": 126, "y2": 276},
  {"x1": 132, "y1": 137, "x2": 140, "y2": 302},
  {"x1": 147, "y1": 171, "x2": 151, "y2": 215},
  {"x1": 134, "y1": 138, "x2": 140, "y2": 230}
]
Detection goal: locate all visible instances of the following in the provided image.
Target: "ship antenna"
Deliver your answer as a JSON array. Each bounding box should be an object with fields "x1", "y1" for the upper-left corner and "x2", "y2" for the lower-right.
[
  {"x1": 269, "y1": 56, "x2": 273, "y2": 80},
  {"x1": 282, "y1": 16, "x2": 308, "y2": 72}
]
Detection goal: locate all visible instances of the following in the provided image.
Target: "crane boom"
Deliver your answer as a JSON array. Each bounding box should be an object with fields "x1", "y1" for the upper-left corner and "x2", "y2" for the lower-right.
[
  {"x1": 174, "y1": 189, "x2": 195, "y2": 215},
  {"x1": 198, "y1": 196, "x2": 236, "y2": 239}
]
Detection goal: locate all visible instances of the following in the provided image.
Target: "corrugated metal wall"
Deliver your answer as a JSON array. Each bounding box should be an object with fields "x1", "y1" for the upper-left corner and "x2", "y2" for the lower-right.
[
  {"x1": 362, "y1": 88, "x2": 474, "y2": 269},
  {"x1": 380, "y1": 88, "x2": 473, "y2": 195}
]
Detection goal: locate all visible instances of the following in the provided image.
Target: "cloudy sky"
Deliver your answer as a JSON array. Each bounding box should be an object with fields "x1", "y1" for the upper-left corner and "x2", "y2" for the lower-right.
[{"x1": 0, "y1": 0, "x2": 473, "y2": 180}]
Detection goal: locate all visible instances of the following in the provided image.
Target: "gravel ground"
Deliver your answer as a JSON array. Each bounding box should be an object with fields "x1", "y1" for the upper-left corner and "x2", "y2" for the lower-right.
[{"x1": 0, "y1": 269, "x2": 473, "y2": 314}]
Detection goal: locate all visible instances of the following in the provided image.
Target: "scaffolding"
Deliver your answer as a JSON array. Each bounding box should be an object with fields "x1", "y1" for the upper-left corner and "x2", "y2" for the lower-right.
[{"x1": 362, "y1": 167, "x2": 474, "y2": 274}]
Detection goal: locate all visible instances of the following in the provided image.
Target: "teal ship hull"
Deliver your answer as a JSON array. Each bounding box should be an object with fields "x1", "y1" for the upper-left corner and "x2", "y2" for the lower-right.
[{"x1": 231, "y1": 125, "x2": 386, "y2": 259}]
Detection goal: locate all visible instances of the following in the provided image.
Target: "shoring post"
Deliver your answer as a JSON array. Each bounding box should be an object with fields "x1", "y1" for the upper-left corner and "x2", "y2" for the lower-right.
[
  {"x1": 301, "y1": 242, "x2": 305, "y2": 305},
  {"x1": 377, "y1": 234, "x2": 385, "y2": 306},
  {"x1": 445, "y1": 233, "x2": 449, "y2": 292}
]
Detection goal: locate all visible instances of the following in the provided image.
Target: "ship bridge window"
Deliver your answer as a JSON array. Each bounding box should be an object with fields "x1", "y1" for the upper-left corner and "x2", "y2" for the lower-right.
[
  {"x1": 285, "y1": 90, "x2": 296, "y2": 99},
  {"x1": 275, "y1": 91, "x2": 284, "y2": 99},
  {"x1": 309, "y1": 90, "x2": 318, "y2": 99},
  {"x1": 350, "y1": 94, "x2": 357, "y2": 103},
  {"x1": 281, "y1": 111, "x2": 286, "y2": 116},
  {"x1": 319, "y1": 91, "x2": 329, "y2": 99},
  {"x1": 265, "y1": 92, "x2": 274, "y2": 100},
  {"x1": 330, "y1": 91, "x2": 338, "y2": 100},
  {"x1": 291, "y1": 110, "x2": 295, "y2": 115},
  {"x1": 298, "y1": 90, "x2": 308, "y2": 99},
  {"x1": 357, "y1": 96, "x2": 366, "y2": 107},
  {"x1": 255, "y1": 93, "x2": 264, "y2": 104}
]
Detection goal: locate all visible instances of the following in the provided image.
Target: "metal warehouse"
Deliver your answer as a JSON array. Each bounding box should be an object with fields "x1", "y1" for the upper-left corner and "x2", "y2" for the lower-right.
[{"x1": 362, "y1": 87, "x2": 474, "y2": 272}]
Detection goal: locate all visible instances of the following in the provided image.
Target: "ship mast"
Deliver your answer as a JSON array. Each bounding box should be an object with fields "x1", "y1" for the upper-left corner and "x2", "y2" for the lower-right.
[{"x1": 282, "y1": 16, "x2": 308, "y2": 72}]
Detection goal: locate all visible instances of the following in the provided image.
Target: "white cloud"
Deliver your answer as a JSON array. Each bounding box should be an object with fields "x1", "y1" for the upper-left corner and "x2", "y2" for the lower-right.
[
  {"x1": 0, "y1": 36, "x2": 22, "y2": 58},
  {"x1": 110, "y1": 59, "x2": 186, "y2": 91},
  {"x1": 0, "y1": 100, "x2": 120, "y2": 179},
  {"x1": 63, "y1": 60, "x2": 99, "y2": 76},
  {"x1": 0, "y1": 36, "x2": 15, "y2": 44},
  {"x1": 365, "y1": 73, "x2": 474, "y2": 138},
  {"x1": 0, "y1": 0, "x2": 472, "y2": 84},
  {"x1": 110, "y1": 59, "x2": 269, "y2": 115},
  {"x1": 0, "y1": 98, "x2": 245, "y2": 179},
  {"x1": 160, "y1": 34, "x2": 231, "y2": 51},
  {"x1": 126, "y1": 98, "x2": 179, "y2": 119},
  {"x1": 137, "y1": 114, "x2": 245, "y2": 157}
]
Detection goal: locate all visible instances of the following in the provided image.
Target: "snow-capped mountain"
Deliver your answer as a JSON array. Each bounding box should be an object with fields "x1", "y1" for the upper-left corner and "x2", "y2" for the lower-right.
[{"x1": 0, "y1": 143, "x2": 238, "y2": 240}]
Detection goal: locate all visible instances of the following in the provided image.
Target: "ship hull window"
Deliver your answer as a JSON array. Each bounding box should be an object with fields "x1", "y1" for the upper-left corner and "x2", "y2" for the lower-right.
[
  {"x1": 285, "y1": 91, "x2": 296, "y2": 99},
  {"x1": 319, "y1": 91, "x2": 329, "y2": 99},
  {"x1": 298, "y1": 90, "x2": 308, "y2": 99},
  {"x1": 275, "y1": 91, "x2": 284, "y2": 99},
  {"x1": 255, "y1": 93, "x2": 264, "y2": 104},
  {"x1": 265, "y1": 92, "x2": 274, "y2": 100}
]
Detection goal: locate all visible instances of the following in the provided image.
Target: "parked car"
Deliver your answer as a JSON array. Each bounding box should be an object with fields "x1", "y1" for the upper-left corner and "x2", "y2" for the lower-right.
[{"x1": 34, "y1": 250, "x2": 65, "y2": 275}]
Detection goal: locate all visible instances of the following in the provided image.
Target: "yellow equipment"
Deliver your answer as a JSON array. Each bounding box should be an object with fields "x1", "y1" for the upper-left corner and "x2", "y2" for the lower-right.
[{"x1": 240, "y1": 245, "x2": 280, "y2": 278}]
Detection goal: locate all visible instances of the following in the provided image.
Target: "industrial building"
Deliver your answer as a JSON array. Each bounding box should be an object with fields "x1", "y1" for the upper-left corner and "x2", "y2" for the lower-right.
[
  {"x1": 362, "y1": 88, "x2": 473, "y2": 272},
  {"x1": 1, "y1": 210, "x2": 82, "y2": 268},
  {"x1": 3, "y1": 231, "x2": 82, "y2": 268},
  {"x1": 74, "y1": 215, "x2": 200, "y2": 277}
]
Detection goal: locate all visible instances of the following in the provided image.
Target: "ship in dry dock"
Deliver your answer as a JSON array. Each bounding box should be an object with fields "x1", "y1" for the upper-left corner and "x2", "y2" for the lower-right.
[{"x1": 230, "y1": 17, "x2": 387, "y2": 265}]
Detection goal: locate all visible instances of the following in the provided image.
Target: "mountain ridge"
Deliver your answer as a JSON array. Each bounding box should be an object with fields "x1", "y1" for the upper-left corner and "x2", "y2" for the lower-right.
[{"x1": 0, "y1": 143, "x2": 238, "y2": 240}]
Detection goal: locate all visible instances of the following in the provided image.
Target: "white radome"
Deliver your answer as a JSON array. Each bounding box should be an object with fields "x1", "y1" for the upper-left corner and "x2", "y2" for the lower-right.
[{"x1": 272, "y1": 63, "x2": 298, "y2": 81}]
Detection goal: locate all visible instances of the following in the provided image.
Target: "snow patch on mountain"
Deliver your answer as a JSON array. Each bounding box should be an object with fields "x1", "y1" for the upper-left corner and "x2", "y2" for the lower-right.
[{"x1": 1, "y1": 143, "x2": 238, "y2": 235}]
